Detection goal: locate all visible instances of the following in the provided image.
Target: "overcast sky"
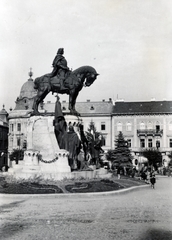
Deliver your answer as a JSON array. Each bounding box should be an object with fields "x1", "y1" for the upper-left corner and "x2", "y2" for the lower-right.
[{"x1": 1, "y1": 0, "x2": 172, "y2": 111}]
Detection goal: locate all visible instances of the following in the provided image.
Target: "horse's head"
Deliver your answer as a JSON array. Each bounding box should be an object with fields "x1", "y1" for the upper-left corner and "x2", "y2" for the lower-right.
[
  {"x1": 85, "y1": 72, "x2": 99, "y2": 87},
  {"x1": 72, "y1": 66, "x2": 99, "y2": 87}
]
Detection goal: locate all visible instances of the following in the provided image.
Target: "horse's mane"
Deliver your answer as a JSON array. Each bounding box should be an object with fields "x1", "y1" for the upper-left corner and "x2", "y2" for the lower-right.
[{"x1": 72, "y1": 66, "x2": 97, "y2": 75}]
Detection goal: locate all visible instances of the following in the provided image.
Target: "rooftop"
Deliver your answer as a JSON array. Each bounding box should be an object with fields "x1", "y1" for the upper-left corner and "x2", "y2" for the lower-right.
[
  {"x1": 112, "y1": 101, "x2": 172, "y2": 115},
  {"x1": 43, "y1": 99, "x2": 113, "y2": 116}
]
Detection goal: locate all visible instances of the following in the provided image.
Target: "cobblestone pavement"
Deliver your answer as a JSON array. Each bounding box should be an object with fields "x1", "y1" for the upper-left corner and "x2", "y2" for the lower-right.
[{"x1": 0, "y1": 177, "x2": 172, "y2": 240}]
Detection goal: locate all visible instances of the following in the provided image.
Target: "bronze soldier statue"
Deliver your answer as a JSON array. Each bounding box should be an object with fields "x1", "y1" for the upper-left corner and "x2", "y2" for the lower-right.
[
  {"x1": 54, "y1": 95, "x2": 67, "y2": 148},
  {"x1": 61, "y1": 125, "x2": 81, "y2": 171},
  {"x1": 50, "y1": 48, "x2": 69, "y2": 80}
]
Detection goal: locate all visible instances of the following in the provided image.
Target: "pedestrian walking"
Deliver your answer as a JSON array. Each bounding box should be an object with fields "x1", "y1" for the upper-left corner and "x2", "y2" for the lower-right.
[
  {"x1": 117, "y1": 166, "x2": 121, "y2": 179},
  {"x1": 150, "y1": 170, "x2": 156, "y2": 189}
]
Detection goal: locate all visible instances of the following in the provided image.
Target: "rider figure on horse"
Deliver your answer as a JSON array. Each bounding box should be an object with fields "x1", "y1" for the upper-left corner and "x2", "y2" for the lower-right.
[{"x1": 50, "y1": 48, "x2": 70, "y2": 82}]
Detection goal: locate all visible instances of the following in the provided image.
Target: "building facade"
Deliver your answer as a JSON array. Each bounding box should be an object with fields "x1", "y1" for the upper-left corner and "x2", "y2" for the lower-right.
[{"x1": 112, "y1": 100, "x2": 172, "y2": 163}]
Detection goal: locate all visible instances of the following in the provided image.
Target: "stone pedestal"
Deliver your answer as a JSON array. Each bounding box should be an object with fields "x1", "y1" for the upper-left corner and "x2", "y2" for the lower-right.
[
  {"x1": 8, "y1": 161, "x2": 23, "y2": 174},
  {"x1": 27, "y1": 116, "x2": 60, "y2": 160},
  {"x1": 21, "y1": 149, "x2": 40, "y2": 173},
  {"x1": 27, "y1": 116, "x2": 71, "y2": 174},
  {"x1": 39, "y1": 149, "x2": 70, "y2": 174},
  {"x1": 8, "y1": 116, "x2": 71, "y2": 180}
]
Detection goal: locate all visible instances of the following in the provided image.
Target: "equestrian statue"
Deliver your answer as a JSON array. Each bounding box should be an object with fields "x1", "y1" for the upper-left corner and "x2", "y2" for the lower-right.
[{"x1": 32, "y1": 48, "x2": 99, "y2": 116}]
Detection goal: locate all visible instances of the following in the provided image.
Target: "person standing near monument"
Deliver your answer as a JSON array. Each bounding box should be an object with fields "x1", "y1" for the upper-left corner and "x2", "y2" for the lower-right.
[{"x1": 50, "y1": 48, "x2": 69, "y2": 80}]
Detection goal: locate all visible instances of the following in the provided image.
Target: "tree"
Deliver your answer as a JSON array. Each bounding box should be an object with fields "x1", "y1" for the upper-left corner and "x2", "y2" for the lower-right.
[
  {"x1": 9, "y1": 149, "x2": 24, "y2": 164},
  {"x1": 87, "y1": 120, "x2": 97, "y2": 134},
  {"x1": 106, "y1": 132, "x2": 132, "y2": 168},
  {"x1": 86, "y1": 120, "x2": 105, "y2": 148},
  {"x1": 142, "y1": 149, "x2": 162, "y2": 169}
]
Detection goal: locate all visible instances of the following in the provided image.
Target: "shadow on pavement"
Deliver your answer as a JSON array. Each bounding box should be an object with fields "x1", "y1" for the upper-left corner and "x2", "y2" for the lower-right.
[{"x1": 139, "y1": 228, "x2": 172, "y2": 240}]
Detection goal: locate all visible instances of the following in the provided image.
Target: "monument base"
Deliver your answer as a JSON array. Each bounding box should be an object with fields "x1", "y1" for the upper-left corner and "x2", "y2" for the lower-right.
[
  {"x1": 7, "y1": 113, "x2": 112, "y2": 181},
  {"x1": 8, "y1": 149, "x2": 71, "y2": 180},
  {"x1": 7, "y1": 166, "x2": 112, "y2": 181}
]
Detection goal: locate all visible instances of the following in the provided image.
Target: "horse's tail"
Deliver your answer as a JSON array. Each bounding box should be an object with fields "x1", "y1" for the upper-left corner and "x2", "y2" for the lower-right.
[
  {"x1": 34, "y1": 75, "x2": 52, "y2": 92},
  {"x1": 34, "y1": 77, "x2": 39, "y2": 89}
]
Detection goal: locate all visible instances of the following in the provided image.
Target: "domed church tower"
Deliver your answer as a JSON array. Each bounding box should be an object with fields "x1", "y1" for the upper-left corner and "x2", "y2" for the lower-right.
[{"x1": 14, "y1": 68, "x2": 37, "y2": 111}]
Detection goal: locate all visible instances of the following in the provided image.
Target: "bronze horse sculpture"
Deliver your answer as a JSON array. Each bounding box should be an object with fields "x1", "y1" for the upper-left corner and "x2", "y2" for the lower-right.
[{"x1": 32, "y1": 66, "x2": 99, "y2": 115}]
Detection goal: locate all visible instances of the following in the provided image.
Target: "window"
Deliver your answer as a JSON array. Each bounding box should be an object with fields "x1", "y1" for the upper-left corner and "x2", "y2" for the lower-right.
[
  {"x1": 156, "y1": 125, "x2": 160, "y2": 133},
  {"x1": 17, "y1": 138, "x2": 20, "y2": 147},
  {"x1": 10, "y1": 124, "x2": 14, "y2": 132},
  {"x1": 140, "y1": 139, "x2": 145, "y2": 148},
  {"x1": 169, "y1": 139, "x2": 172, "y2": 148},
  {"x1": 140, "y1": 122, "x2": 145, "y2": 130},
  {"x1": 117, "y1": 122, "x2": 122, "y2": 131},
  {"x1": 126, "y1": 122, "x2": 132, "y2": 131},
  {"x1": 23, "y1": 140, "x2": 27, "y2": 149},
  {"x1": 147, "y1": 121, "x2": 153, "y2": 130},
  {"x1": 101, "y1": 123, "x2": 106, "y2": 131},
  {"x1": 156, "y1": 140, "x2": 160, "y2": 149},
  {"x1": 17, "y1": 123, "x2": 21, "y2": 131},
  {"x1": 148, "y1": 139, "x2": 152, "y2": 148},
  {"x1": 127, "y1": 139, "x2": 131, "y2": 148},
  {"x1": 101, "y1": 137, "x2": 106, "y2": 146},
  {"x1": 156, "y1": 121, "x2": 160, "y2": 133}
]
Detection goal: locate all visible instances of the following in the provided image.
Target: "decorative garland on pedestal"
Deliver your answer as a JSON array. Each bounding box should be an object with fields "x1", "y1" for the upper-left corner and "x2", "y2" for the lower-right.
[{"x1": 38, "y1": 155, "x2": 58, "y2": 164}]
